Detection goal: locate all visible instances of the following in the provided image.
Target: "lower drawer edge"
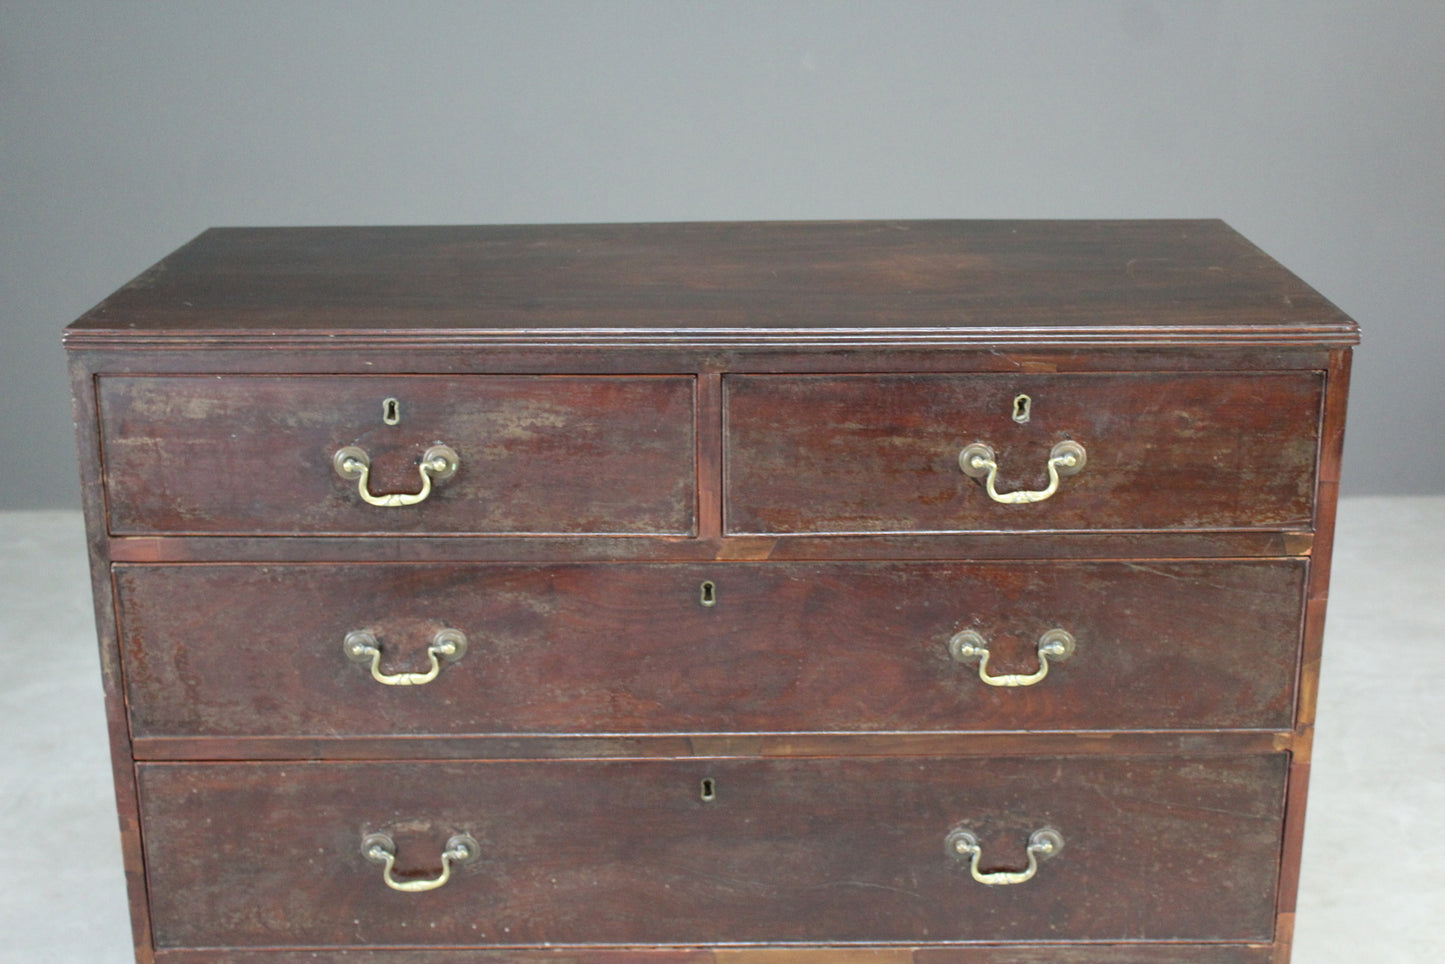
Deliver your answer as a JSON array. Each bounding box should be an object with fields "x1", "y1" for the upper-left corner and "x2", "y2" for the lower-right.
[
  {"x1": 139, "y1": 756, "x2": 1286, "y2": 949},
  {"x1": 151, "y1": 944, "x2": 1276, "y2": 963}
]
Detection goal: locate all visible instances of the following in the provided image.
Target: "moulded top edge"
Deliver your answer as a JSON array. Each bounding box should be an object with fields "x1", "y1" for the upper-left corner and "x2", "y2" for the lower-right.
[{"x1": 62, "y1": 323, "x2": 1362, "y2": 351}]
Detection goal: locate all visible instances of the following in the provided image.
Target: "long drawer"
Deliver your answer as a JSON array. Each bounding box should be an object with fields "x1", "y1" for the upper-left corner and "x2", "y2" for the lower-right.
[
  {"x1": 116, "y1": 559, "x2": 1306, "y2": 739},
  {"x1": 725, "y1": 372, "x2": 1323, "y2": 534},
  {"x1": 96, "y1": 374, "x2": 697, "y2": 535},
  {"x1": 138, "y1": 754, "x2": 1288, "y2": 949}
]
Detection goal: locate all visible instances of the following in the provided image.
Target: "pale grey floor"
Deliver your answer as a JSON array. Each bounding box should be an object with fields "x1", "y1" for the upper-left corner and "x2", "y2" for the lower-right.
[{"x1": 1, "y1": 499, "x2": 1441, "y2": 962}]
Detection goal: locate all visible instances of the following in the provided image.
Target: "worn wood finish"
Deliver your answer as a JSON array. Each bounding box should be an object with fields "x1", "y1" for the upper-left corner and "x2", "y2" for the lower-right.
[
  {"x1": 115, "y1": 559, "x2": 1306, "y2": 739},
  {"x1": 909, "y1": 951, "x2": 1271, "y2": 964},
  {"x1": 139, "y1": 755, "x2": 1287, "y2": 949},
  {"x1": 65, "y1": 221, "x2": 1355, "y2": 339},
  {"x1": 155, "y1": 945, "x2": 1274, "y2": 963},
  {"x1": 97, "y1": 374, "x2": 696, "y2": 535},
  {"x1": 64, "y1": 345, "x2": 1340, "y2": 377},
  {"x1": 102, "y1": 529, "x2": 1313, "y2": 564},
  {"x1": 66, "y1": 221, "x2": 1357, "y2": 963},
  {"x1": 68, "y1": 359, "x2": 158, "y2": 964},
  {"x1": 132, "y1": 729, "x2": 1293, "y2": 764},
  {"x1": 1271, "y1": 346, "x2": 1354, "y2": 964},
  {"x1": 725, "y1": 372, "x2": 1322, "y2": 534}
]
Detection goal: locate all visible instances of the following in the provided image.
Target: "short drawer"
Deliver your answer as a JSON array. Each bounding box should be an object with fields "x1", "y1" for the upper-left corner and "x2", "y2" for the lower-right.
[
  {"x1": 116, "y1": 559, "x2": 1305, "y2": 740},
  {"x1": 96, "y1": 374, "x2": 696, "y2": 535},
  {"x1": 138, "y1": 754, "x2": 1287, "y2": 948},
  {"x1": 724, "y1": 372, "x2": 1322, "y2": 533}
]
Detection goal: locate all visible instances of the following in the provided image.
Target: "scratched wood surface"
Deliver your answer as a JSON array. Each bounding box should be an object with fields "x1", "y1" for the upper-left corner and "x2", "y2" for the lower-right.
[
  {"x1": 64, "y1": 221, "x2": 1357, "y2": 964},
  {"x1": 724, "y1": 372, "x2": 1322, "y2": 533},
  {"x1": 115, "y1": 559, "x2": 1306, "y2": 740},
  {"x1": 66, "y1": 220, "x2": 1353, "y2": 337},
  {"x1": 139, "y1": 754, "x2": 1287, "y2": 948},
  {"x1": 154, "y1": 946, "x2": 1274, "y2": 963},
  {"x1": 96, "y1": 374, "x2": 696, "y2": 535}
]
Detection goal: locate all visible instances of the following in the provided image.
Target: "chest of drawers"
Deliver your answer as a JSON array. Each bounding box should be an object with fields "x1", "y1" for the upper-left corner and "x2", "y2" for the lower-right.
[{"x1": 66, "y1": 220, "x2": 1356, "y2": 964}]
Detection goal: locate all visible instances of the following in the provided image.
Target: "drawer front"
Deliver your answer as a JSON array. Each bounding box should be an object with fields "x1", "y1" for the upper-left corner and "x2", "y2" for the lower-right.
[
  {"x1": 139, "y1": 755, "x2": 1286, "y2": 948},
  {"x1": 117, "y1": 559, "x2": 1304, "y2": 739},
  {"x1": 97, "y1": 375, "x2": 696, "y2": 535},
  {"x1": 725, "y1": 372, "x2": 1322, "y2": 533}
]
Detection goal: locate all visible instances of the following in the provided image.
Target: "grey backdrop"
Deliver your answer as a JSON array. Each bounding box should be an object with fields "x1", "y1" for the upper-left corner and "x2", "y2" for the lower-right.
[{"x1": 4, "y1": 0, "x2": 1442, "y2": 509}]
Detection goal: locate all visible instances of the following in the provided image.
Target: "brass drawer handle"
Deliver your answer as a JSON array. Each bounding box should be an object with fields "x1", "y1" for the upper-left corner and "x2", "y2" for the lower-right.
[
  {"x1": 333, "y1": 444, "x2": 459, "y2": 507},
  {"x1": 343, "y1": 628, "x2": 468, "y2": 686},
  {"x1": 362, "y1": 832, "x2": 478, "y2": 893},
  {"x1": 948, "y1": 628, "x2": 1074, "y2": 687},
  {"x1": 945, "y1": 827, "x2": 1063, "y2": 886},
  {"x1": 959, "y1": 440, "x2": 1086, "y2": 504}
]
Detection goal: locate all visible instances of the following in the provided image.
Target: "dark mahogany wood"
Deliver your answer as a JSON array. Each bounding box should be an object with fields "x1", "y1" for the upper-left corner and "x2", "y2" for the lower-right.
[
  {"x1": 102, "y1": 530, "x2": 1313, "y2": 564},
  {"x1": 115, "y1": 559, "x2": 1306, "y2": 740},
  {"x1": 65, "y1": 221, "x2": 1354, "y2": 340},
  {"x1": 155, "y1": 946, "x2": 1273, "y2": 963},
  {"x1": 65, "y1": 221, "x2": 1358, "y2": 964},
  {"x1": 1272, "y1": 346, "x2": 1354, "y2": 960},
  {"x1": 67, "y1": 359, "x2": 158, "y2": 962},
  {"x1": 138, "y1": 755, "x2": 1287, "y2": 949},
  {"x1": 66, "y1": 345, "x2": 1339, "y2": 377},
  {"x1": 97, "y1": 374, "x2": 695, "y2": 536},
  {"x1": 132, "y1": 729, "x2": 1293, "y2": 765},
  {"x1": 725, "y1": 372, "x2": 1322, "y2": 534}
]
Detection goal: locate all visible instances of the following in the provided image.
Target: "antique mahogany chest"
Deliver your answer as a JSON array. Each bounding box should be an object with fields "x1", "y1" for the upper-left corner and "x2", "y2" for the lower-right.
[{"x1": 66, "y1": 221, "x2": 1356, "y2": 963}]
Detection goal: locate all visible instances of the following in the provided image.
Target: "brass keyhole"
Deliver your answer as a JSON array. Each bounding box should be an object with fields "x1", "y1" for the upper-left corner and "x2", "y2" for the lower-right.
[
  {"x1": 700, "y1": 778, "x2": 717, "y2": 802},
  {"x1": 382, "y1": 397, "x2": 401, "y2": 425},
  {"x1": 1012, "y1": 394, "x2": 1032, "y2": 424},
  {"x1": 699, "y1": 581, "x2": 717, "y2": 607}
]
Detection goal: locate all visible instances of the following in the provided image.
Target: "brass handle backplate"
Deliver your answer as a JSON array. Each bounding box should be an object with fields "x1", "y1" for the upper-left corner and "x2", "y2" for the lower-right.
[
  {"x1": 959, "y1": 440, "x2": 1086, "y2": 504},
  {"x1": 949, "y1": 628, "x2": 1074, "y2": 687},
  {"x1": 946, "y1": 827, "x2": 1063, "y2": 886},
  {"x1": 333, "y1": 444, "x2": 459, "y2": 507},
  {"x1": 362, "y1": 832, "x2": 478, "y2": 893},
  {"x1": 344, "y1": 628, "x2": 468, "y2": 686}
]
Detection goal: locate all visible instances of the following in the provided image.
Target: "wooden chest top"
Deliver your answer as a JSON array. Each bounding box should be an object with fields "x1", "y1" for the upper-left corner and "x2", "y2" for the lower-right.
[{"x1": 65, "y1": 220, "x2": 1357, "y2": 346}]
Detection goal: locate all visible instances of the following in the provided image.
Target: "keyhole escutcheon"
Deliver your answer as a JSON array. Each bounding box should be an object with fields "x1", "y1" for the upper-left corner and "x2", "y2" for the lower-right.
[{"x1": 1012, "y1": 394, "x2": 1032, "y2": 424}]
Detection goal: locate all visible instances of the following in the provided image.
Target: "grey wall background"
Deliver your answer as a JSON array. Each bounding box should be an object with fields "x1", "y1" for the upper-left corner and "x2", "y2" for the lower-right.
[{"x1": 4, "y1": 0, "x2": 1442, "y2": 508}]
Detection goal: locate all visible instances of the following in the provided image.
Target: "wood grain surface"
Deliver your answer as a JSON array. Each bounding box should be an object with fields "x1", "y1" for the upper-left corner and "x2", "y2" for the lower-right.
[
  {"x1": 139, "y1": 754, "x2": 1287, "y2": 948},
  {"x1": 66, "y1": 221, "x2": 1355, "y2": 341},
  {"x1": 154, "y1": 945, "x2": 1273, "y2": 963},
  {"x1": 725, "y1": 372, "x2": 1322, "y2": 533},
  {"x1": 64, "y1": 221, "x2": 1356, "y2": 964},
  {"x1": 97, "y1": 375, "x2": 695, "y2": 535},
  {"x1": 115, "y1": 559, "x2": 1305, "y2": 740}
]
